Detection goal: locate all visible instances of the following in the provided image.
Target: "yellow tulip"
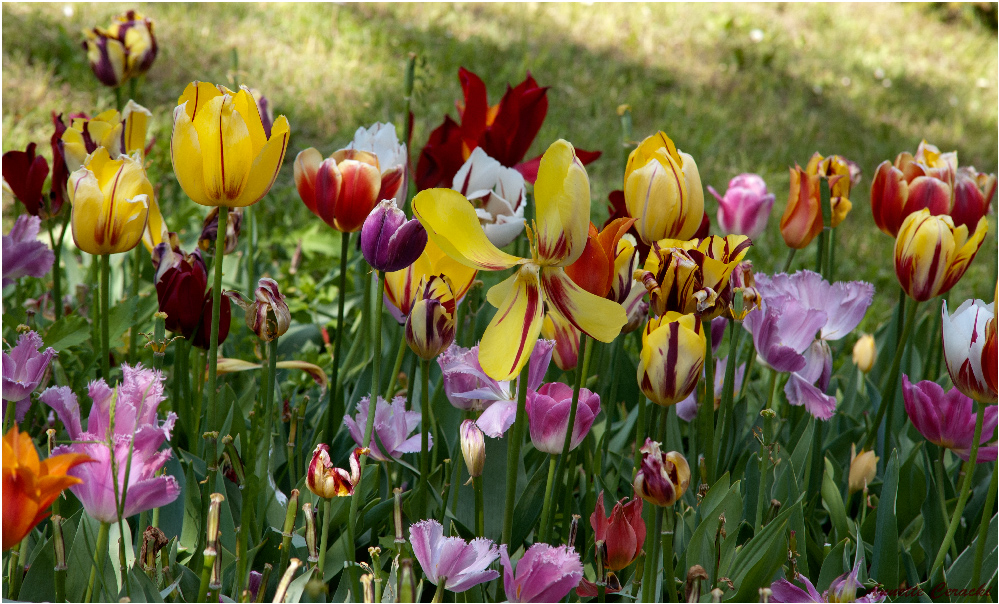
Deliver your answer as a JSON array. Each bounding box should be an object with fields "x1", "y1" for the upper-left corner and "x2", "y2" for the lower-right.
[
  {"x1": 413, "y1": 139, "x2": 627, "y2": 381},
  {"x1": 848, "y1": 444, "x2": 878, "y2": 495},
  {"x1": 68, "y1": 147, "x2": 151, "y2": 255},
  {"x1": 852, "y1": 334, "x2": 877, "y2": 374},
  {"x1": 171, "y1": 81, "x2": 290, "y2": 208},
  {"x1": 638, "y1": 312, "x2": 705, "y2": 407},
  {"x1": 62, "y1": 110, "x2": 123, "y2": 173},
  {"x1": 894, "y1": 209, "x2": 987, "y2": 302},
  {"x1": 623, "y1": 132, "x2": 705, "y2": 245},
  {"x1": 384, "y1": 239, "x2": 477, "y2": 322}
]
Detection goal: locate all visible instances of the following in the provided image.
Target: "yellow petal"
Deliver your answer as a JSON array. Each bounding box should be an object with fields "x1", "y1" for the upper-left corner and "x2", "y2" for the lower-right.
[
  {"x1": 177, "y1": 81, "x2": 223, "y2": 122},
  {"x1": 413, "y1": 188, "x2": 522, "y2": 271},
  {"x1": 141, "y1": 191, "x2": 167, "y2": 252},
  {"x1": 478, "y1": 266, "x2": 544, "y2": 381},
  {"x1": 231, "y1": 86, "x2": 268, "y2": 158},
  {"x1": 676, "y1": 151, "x2": 705, "y2": 240},
  {"x1": 532, "y1": 139, "x2": 591, "y2": 266},
  {"x1": 232, "y1": 115, "x2": 290, "y2": 207},
  {"x1": 171, "y1": 102, "x2": 211, "y2": 206},
  {"x1": 540, "y1": 267, "x2": 626, "y2": 343},
  {"x1": 68, "y1": 167, "x2": 104, "y2": 255},
  {"x1": 194, "y1": 93, "x2": 252, "y2": 204},
  {"x1": 121, "y1": 101, "x2": 152, "y2": 156},
  {"x1": 624, "y1": 150, "x2": 687, "y2": 245}
]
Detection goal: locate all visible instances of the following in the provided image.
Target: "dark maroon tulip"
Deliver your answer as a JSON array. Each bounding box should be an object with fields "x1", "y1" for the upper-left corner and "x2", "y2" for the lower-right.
[
  {"x1": 190, "y1": 289, "x2": 232, "y2": 350},
  {"x1": 360, "y1": 200, "x2": 427, "y2": 272},
  {"x1": 2, "y1": 143, "x2": 49, "y2": 216}
]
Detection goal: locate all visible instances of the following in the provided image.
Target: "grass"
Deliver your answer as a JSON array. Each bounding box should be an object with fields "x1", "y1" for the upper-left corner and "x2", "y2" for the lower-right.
[{"x1": 3, "y1": 2, "x2": 997, "y2": 330}]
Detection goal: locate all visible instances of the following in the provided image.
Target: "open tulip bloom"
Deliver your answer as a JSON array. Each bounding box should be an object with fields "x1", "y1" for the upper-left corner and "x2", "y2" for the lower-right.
[
  {"x1": 500, "y1": 542, "x2": 584, "y2": 603},
  {"x1": 902, "y1": 377, "x2": 998, "y2": 462},
  {"x1": 409, "y1": 519, "x2": 500, "y2": 593},
  {"x1": 2, "y1": 330, "x2": 56, "y2": 422},
  {"x1": 414, "y1": 139, "x2": 627, "y2": 381},
  {"x1": 344, "y1": 395, "x2": 430, "y2": 462}
]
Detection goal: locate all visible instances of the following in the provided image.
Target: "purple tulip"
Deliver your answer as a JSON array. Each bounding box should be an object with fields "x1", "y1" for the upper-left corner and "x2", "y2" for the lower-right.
[
  {"x1": 500, "y1": 542, "x2": 583, "y2": 603},
  {"x1": 409, "y1": 519, "x2": 500, "y2": 593},
  {"x1": 437, "y1": 340, "x2": 554, "y2": 438},
  {"x1": 344, "y1": 395, "x2": 429, "y2": 462},
  {"x1": 902, "y1": 376, "x2": 998, "y2": 462},
  {"x1": 2, "y1": 330, "x2": 57, "y2": 422},
  {"x1": 708, "y1": 173, "x2": 775, "y2": 240},
  {"x1": 771, "y1": 558, "x2": 886, "y2": 603},
  {"x1": 526, "y1": 382, "x2": 600, "y2": 454},
  {"x1": 2, "y1": 214, "x2": 55, "y2": 288},
  {"x1": 40, "y1": 363, "x2": 180, "y2": 523},
  {"x1": 360, "y1": 200, "x2": 428, "y2": 272}
]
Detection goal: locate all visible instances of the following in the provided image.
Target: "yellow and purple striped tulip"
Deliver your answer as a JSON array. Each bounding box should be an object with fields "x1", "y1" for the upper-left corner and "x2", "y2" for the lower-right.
[
  {"x1": 385, "y1": 238, "x2": 477, "y2": 323},
  {"x1": 633, "y1": 439, "x2": 690, "y2": 507},
  {"x1": 405, "y1": 275, "x2": 457, "y2": 360},
  {"x1": 638, "y1": 312, "x2": 705, "y2": 407}
]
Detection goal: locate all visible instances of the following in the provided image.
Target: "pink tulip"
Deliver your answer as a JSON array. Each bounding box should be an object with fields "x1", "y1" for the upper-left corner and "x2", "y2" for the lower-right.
[
  {"x1": 708, "y1": 173, "x2": 775, "y2": 240},
  {"x1": 902, "y1": 376, "x2": 997, "y2": 462},
  {"x1": 500, "y1": 542, "x2": 583, "y2": 603},
  {"x1": 409, "y1": 519, "x2": 500, "y2": 593},
  {"x1": 525, "y1": 382, "x2": 600, "y2": 454}
]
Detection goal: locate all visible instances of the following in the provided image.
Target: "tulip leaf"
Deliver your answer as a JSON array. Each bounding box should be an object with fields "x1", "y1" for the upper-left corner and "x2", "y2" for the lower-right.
[
  {"x1": 816, "y1": 538, "x2": 848, "y2": 592},
  {"x1": 43, "y1": 314, "x2": 91, "y2": 350},
  {"x1": 821, "y1": 456, "x2": 849, "y2": 541},
  {"x1": 19, "y1": 532, "x2": 55, "y2": 602},
  {"x1": 722, "y1": 499, "x2": 800, "y2": 602},
  {"x1": 946, "y1": 512, "x2": 998, "y2": 591},
  {"x1": 870, "y1": 449, "x2": 900, "y2": 589},
  {"x1": 510, "y1": 457, "x2": 552, "y2": 553}
]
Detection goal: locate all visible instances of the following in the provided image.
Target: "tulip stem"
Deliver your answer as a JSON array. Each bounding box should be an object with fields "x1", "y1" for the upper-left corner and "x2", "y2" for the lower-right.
[
  {"x1": 929, "y1": 402, "x2": 986, "y2": 580},
  {"x1": 538, "y1": 455, "x2": 560, "y2": 543},
  {"x1": 699, "y1": 324, "x2": 716, "y2": 485},
  {"x1": 420, "y1": 358, "x2": 431, "y2": 518},
  {"x1": 473, "y1": 475, "x2": 485, "y2": 537},
  {"x1": 662, "y1": 506, "x2": 677, "y2": 603},
  {"x1": 128, "y1": 245, "x2": 142, "y2": 364},
  {"x1": 6, "y1": 539, "x2": 22, "y2": 600},
  {"x1": 934, "y1": 449, "x2": 958, "y2": 559},
  {"x1": 206, "y1": 205, "x2": 229, "y2": 441},
  {"x1": 325, "y1": 231, "x2": 351, "y2": 442},
  {"x1": 385, "y1": 332, "x2": 407, "y2": 400},
  {"x1": 643, "y1": 506, "x2": 665, "y2": 603},
  {"x1": 633, "y1": 391, "x2": 647, "y2": 482},
  {"x1": 971, "y1": 460, "x2": 997, "y2": 597},
  {"x1": 262, "y1": 337, "x2": 279, "y2": 478},
  {"x1": 317, "y1": 498, "x2": 332, "y2": 583},
  {"x1": 781, "y1": 247, "x2": 796, "y2": 273},
  {"x1": 100, "y1": 253, "x2": 110, "y2": 380},
  {"x1": 502, "y1": 361, "x2": 531, "y2": 546},
  {"x1": 863, "y1": 297, "x2": 918, "y2": 455},
  {"x1": 83, "y1": 521, "x2": 110, "y2": 604},
  {"x1": 715, "y1": 320, "x2": 741, "y2": 471},
  {"x1": 431, "y1": 581, "x2": 446, "y2": 604},
  {"x1": 551, "y1": 334, "x2": 592, "y2": 532}
]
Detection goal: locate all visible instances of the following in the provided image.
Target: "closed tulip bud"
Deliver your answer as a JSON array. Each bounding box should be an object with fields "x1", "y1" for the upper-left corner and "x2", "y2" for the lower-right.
[
  {"x1": 780, "y1": 165, "x2": 823, "y2": 249},
  {"x1": 361, "y1": 200, "x2": 428, "y2": 272},
  {"x1": 1, "y1": 143, "x2": 49, "y2": 217},
  {"x1": 82, "y1": 11, "x2": 157, "y2": 88},
  {"x1": 243, "y1": 278, "x2": 291, "y2": 342},
  {"x1": 306, "y1": 445, "x2": 366, "y2": 499},
  {"x1": 634, "y1": 439, "x2": 690, "y2": 507},
  {"x1": 151, "y1": 237, "x2": 208, "y2": 338},
  {"x1": 894, "y1": 209, "x2": 987, "y2": 302},
  {"x1": 852, "y1": 334, "x2": 877, "y2": 374},
  {"x1": 199, "y1": 206, "x2": 243, "y2": 255},
  {"x1": 295, "y1": 147, "x2": 382, "y2": 233},
  {"x1": 405, "y1": 275, "x2": 456, "y2": 359},
  {"x1": 624, "y1": 132, "x2": 705, "y2": 245},
  {"x1": 591, "y1": 491, "x2": 645, "y2": 571},
  {"x1": 190, "y1": 290, "x2": 232, "y2": 350},
  {"x1": 68, "y1": 147, "x2": 151, "y2": 255},
  {"x1": 460, "y1": 420, "x2": 485, "y2": 478},
  {"x1": 848, "y1": 444, "x2": 878, "y2": 495},
  {"x1": 171, "y1": 81, "x2": 290, "y2": 208},
  {"x1": 708, "y1": 173, "x2": 775, "y2": 240},
  {"x1": 347, "y1": 123, "x2": 408, "y2": 206},
  {"x1": 952, "y1": 167, "x2": 996, "y2": 233},
  {"x1": 942, "y1": 299, "x2": 997, "y2": 404},
  {"x1": 638, "y1": 313, "x2": 705, "y2": 407}
]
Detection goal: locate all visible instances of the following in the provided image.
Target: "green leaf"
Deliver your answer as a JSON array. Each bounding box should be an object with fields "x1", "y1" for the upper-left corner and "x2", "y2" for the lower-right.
[
  {"x1": 107, "y1": 296, "x2": 139, "y2": 347},
  {"x1": 816, "y1": 539, "x2": 848, "y2": 592},
  {"x1": 510, "y1": 456, "x2": 552, "y2": 553},
  {"x1": 870, "y1": 449, "x2": 900, "y2": 588},
  {"x1": 722, "y1": 500, "x2": 801, "y2": 601},
  {"x1": 946, "y1": 513, "x2": 998, "y2": 591},
  {"x1": 43, "y1": 315, "x2": 91, "y2": 350},
  {"x1": 821, "y1": 456, "x2": 849, "y2": 541}
]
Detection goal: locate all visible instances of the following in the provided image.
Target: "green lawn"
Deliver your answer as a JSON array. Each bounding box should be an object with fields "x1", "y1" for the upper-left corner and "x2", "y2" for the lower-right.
[{"x1": 3, "y1": 2, "x2": 997, "y2": 327}]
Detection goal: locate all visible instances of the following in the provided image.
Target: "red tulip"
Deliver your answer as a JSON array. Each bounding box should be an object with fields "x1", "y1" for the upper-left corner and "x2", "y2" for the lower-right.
[{"x1": 591, "y1": 490, "x2": 645, "y2": 571}]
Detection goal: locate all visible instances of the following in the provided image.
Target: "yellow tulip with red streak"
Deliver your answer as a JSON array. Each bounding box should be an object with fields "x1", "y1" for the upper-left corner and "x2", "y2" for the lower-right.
[
  {"x1": 894, "y1": 209, "x2": 987, "y2": 302},
  {"x1": 68, "y1": 147, "x2": 152, "y2": 255},
  {"x1": 385, "y1": 239, "x2": 477, "y2": 322}
]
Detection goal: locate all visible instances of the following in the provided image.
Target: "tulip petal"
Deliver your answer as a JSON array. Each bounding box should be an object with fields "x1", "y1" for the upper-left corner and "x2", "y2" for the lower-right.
[
  {"x1": 541, "y1": 268, "x2": 626, "y2": 344},
  {"x1": 478, "y1": 266, "x2": 544, "y2": 381},
  {"x1": 234, "y1": 115, "x2": 290, "y2": 207},
  {"x1": 194, "y1": 93, "x2": 252, "y2": 204},
  {"x1": 413, "y1": 188, "x2": 522, "y2": 271},
  {"x1": 533, "y1": 140, "x2": 591, "y2": 265},
  {"x1": 230, "y1": 86, "x2": 268, "y2": 157},
  {"x1": 170, "y1": 102, "x2": 212, "y2": 206}
]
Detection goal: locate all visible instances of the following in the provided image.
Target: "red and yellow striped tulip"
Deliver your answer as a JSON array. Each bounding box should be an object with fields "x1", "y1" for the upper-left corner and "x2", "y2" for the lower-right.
[
  {"x1": 295, "y1": 147, "x2": 382, "y2": 233},
  {"x1": 894, "y1": 209, "x2": 987, "y2": 302},
  {"x1": 414, "y1": 140, "x2": 626, "y2": 380},
  {"x1": 780, "y1": 161, "x2": 851, "y2": 250},
  {"x1": 638, "y1": 312, "x2": 705, "y2": 407},
  {"x1": 623, "y1": 132, "x2": 704, "y2": 245}
]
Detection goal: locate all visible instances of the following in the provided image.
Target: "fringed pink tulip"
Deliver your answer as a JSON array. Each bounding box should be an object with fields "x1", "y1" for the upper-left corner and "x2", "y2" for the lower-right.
[
  {"x1": 500, "y1": 542, "x2": 583, "y2": 603},
  {"x1": 344, "y1": 396, "x2": 429, "y2": 462}
]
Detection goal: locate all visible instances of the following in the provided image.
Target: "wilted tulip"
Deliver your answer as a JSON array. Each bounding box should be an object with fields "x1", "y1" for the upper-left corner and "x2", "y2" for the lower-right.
[
  {"x1": 771, "y1": 559, "x2": 887, "y2": 603},
  {"x1": 902, "y1": 376, "x2": 997, "y2": 462},
  {"x1": 83, "y1": 10, "x2": 157, "y2": 88},
  {"x1": 405, "y1": 276, "x2": 456, "y2": 360},
  {"x1": 306, "y1": 444, "x2": 365, "y2": 499},
  {"x1": 198, "y1": 206, "x2": 243, "y2": 255},
  {"x1": 852, "y1": 334, "x2": 877, "y2": 374},
  {"x1": 624, "y1": 131, "x2": 705, "y2": 245},
  {"x1": 708, "y1": 173, "x2": 775, "y2": 240},
  {"x1": 296, "y1": 147, "x2": 382, "y2": 233},
  {"x1": 171, "y1": 81, "x2": 290, "y2": 208},
  {"x1": 243, "y1": 278, "x2": 291, "y2": 342},
  {"x1": 2, "y1": 215, "x2": 55, "y2": 288},
  {"x1": 1, "y1": 143, "x2": 49, "y2": 216},
  {"x1": 894, "y1": 209, "x2": 987, "y2": 302},
  {"x1": 460, "y1": 420, "x2": 485, "y2": 478},
  {"x1": 68, "y1": 147, "x2": 151, "y2": 255},
  {"x1": 2, "y1": 330, "x2": 57, "y2": 422},
  {"x1": 941, "y1": 299, "x2": 997, "y2": 404},
  {"x1": 638, "y1": 313, "x2": 705, "y2": 407},
  {"x1": 609, "y1": 234, "x2": 639, "y2": 304},
  {"x1": 634, "y1": 439, "x2": 690, "y2": 507},
  {"x1": 361, "y1": 200, "x2": 428, "y2": 272},
  {"x1": 590, "y1": 491, "x2": 645, "y2": 571},
  {"x1": 347, "y1": 122, "x2": 408, "y2": 205},
  {"x1": 526, "y1": 382, "x2": 601, "y2": 454},
  {"x1": 385, "y1": 238, "x2": 477, "y2": 323},
  {"x1": 451, "y1": 148, "x2": 529, "y2": 248},
  {"x1": 499, "y1": 542, "x2": 584, "y2": 603},
  {"x1": 848, "y1": 444, "x2": 878, "y2": 495}
]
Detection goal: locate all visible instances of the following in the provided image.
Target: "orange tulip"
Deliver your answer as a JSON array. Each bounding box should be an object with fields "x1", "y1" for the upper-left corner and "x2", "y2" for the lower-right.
[
  {"x1": 564, "y1": 217, "x2": 635, "y2": 298},
  {"x1": 3, "y1": 426, "x2": 91, "y2": 550}
]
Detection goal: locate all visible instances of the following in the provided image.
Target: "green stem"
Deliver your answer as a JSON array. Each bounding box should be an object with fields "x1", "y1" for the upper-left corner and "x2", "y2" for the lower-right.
[
  {"x1": 129, "y1": 245, "x2": 142, "y2": 363},
  {"x1": 326, "y1": 232, "x2": 351, "y2": 441},
  {"x1": 420, "y1": 358, "x2": 431, "y2": 518},
  {"x1": 935, "y1": 449, "x2": 958, "y2": 559},
  {"x1": 196, "y1": 547, "x2": 215, "y2": 603},
  {"x1": 246, "y1": 206, "x2": 256, "y2": 294},
  {"x1": 929, "y1": 403, "x2": 986, "y2": 579},
  {"x1": 538, "y1": 455, "x2": 560, "y2": 543},
  {"x1": 317, "y1": 498, "x2": 333, "y2": 580},
  {"x1": 100, "y1": 254, "x2": 110, "y2": 379},
  {"x1": 633, "y1": 390, "x2": 647, "y2": 481},
  {"x1": 2, "y1": 396, "x2": 16, "y2": 434},
  {"x1": 501, "y1": 361, "x2": 531, "y2": 545},
  {"x1": 262, "y1": 338, "x2": 279, "y2": 476},
  {"x1": 699, "y1": 324, "x2": 716, "y2": 485},
  {"x1": 47, "y1": 218, "x2": 65, "y2": 320},
  {"x1": 6, "y1": 539, "x2": 22, "y2": 600},
  {"x1": 781, "y1": 247, "x2": 796, "y2": 273},
  {"x1": 386, "y1": 330, "x2": 407, "y2": 400},
  {"x1": 473, "y1": 475, "x2": 485, "y2": 537},
  {"x1": 971, "y1": 462, "x2": 998, "y2": 597},
  {"x1": 863, "y1": 297, "x2": 918, "y2": 454},
  {"x1": 83, "y1": 521, "x2": 111, "y2": 603},
  {"x1": 715, "y1": 320, "x2": 741, "y2": 470},
  {"x1": 431, "y1": 581, "x2": 446, "y2": 604},
  {"x1": 552, "y1": 334, "x2": 592, "y2": 524},
  {"x1": 114, "y1": 86, "x2": 123, "y2": 111},
  {"x1": 643, "y1": 506, "x2": 664, "y2": 603},
  {"x1": 662, "y1": 506, "x2": 676, "y2": 603},
  {"x1": 206, "y1": 205, "x2": 229, "y2": 438}
]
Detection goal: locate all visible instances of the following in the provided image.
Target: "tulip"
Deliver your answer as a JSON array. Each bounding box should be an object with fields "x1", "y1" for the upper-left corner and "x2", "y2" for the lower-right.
[
  {"x1": 2, "y1": 330, "x2": 57, "y2": 423},
  {"x1": 623, "y1": 131, "x2": 705, "y2": 245},
  {"x1": 346, "y1": 122, "x2": 408, "y2": 205},
  {"x1": 296, "y1": 147, "x2": 382, "y2": 233},
  {"x1": 609, "y1": 234, "x2": 640, "y2": 304},
  {"x1": 171, "y1": 81, "x2": 290, "y2": 208},
  {"x1": 437, "y1": 340, "x2": 553, "y2": 438},
  {"x1": 540, "y1": 309, "x2": 580, "y2": 371},
  {"x1": 306, "y1": 444, "x2": 365, "y2": 499},
  {"x1": 500, "y1": 542, "x2": 584, "y2": 603},
  {"x1": 941, "y1": 298, "x2": 997, "y2": 404},
  {"x1": 3, "y1": 425, "x2": 92, "y2": 550},
  {"x1": 638, "y1": 312, "x2": 705, "y2": 407},
  {"x1": 708, "y1": 173, "x2": 775, "y2": 239},
  {"x1": 770, "y1": 559, "x2": 887, "y2": 603},
  {"x1": 344, "y1": 395, "x2": 429, "y2": 462},
  {"x1": 2, "y1": 215, "x2": 55, "y2": 288},
  {"x1": 893, "y1": 209, "x2": 987, "y2": 302},
  {"x1": 414, "y1": 140, "x2": 626, "y2": 381},
  {"x1": 62, "y1": 110, "x2": 122, "y2": 173},
  {"x1": 852, "y1": 334, "x2": 877, "y2": 374},
  {"x1": 405, "y1": 276, "x2": 456, "y2": 360},
  {"x1": 590, "y1": 491, "x2": 645, "y2": 571},
  {"x1": 460, "y1": 420, "x2": 486, "y2": 478},
  {"x1": 68, "y1": 147, "x2": 151, "y2": 255},
  {"x1": 40, "y1": 364, "x2": 181, "y2": 523},
  {"x1": 563, "y1": 218, "x2": 635, "y2": 298},
  {"x1": 361, "y1": 200, "x2": 428, "y2": 272},
  {"x1": 2, "y1": 143, "x2": 49, "y2": 216},
  {"x1": 805, "y1": 152, "x2": 856, "y2": 216},
  {"x1": 198, "y1": 206, "x2": 243, "y2": 256},
  {"x1": 903, "y1": 376, "x2": 998, "y2": 462},
  {"x1": 871, "y1": 140, "x2": 994, "y2": 237},
  {"x1": 385, "y1": 238, "x2": 477, "y2": 323},
  {"x1": 526, "y1": 382, "x2": 600, "y2": 454},
  {"x1": 634, "y1": 439, "x2": 690, "y2": 507},
  {"x1": 848, "y1": 444, "x2": 878, "y2": 494},
  {"x1": 83, "y1": 10, "x2": 157, "y2": 87},
  {"x1": 410, "y1": 519, "x2": 501, "y2": 593},
  {"x1": 451, "y1": 147, "x2": 529, "y2": 248},
  {"x1": 242, "y1": 278, "x2": 291, "y2": 342}
]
